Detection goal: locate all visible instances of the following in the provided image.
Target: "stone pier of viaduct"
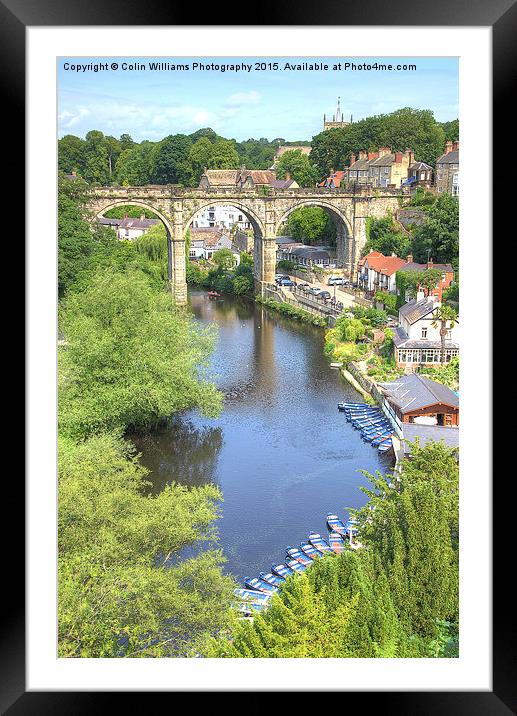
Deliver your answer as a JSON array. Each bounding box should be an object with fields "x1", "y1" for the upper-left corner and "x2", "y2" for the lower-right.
[{"x1": 87, "y1": 185, "x2": 404, "y2": 305}]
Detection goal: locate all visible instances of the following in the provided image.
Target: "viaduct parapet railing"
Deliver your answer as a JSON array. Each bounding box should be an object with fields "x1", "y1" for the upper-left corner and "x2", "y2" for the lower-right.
[{"x1": 87, "y1": 185, "x2": 407, "y2": 305}]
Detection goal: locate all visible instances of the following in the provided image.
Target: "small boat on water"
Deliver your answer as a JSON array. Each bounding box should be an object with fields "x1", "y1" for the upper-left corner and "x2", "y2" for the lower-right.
[
  {"x1": 286, "y1": 558, "x2": 307, "y2": 573},
  {"x1": 286, "y1": 547, "x2": 313, "y2": 566},
  {"x1": 300, "y1": 542, "x2": 322, "y2": 560},
  {"x1": 338, "y1": 402, "x2": 369, "y2": 411},
  {"x1": 259, "y1": 571, "x2": 285, "y2": 587},
  {"x1": 328, "y1": 531, "x2": 346, "y2": 554},
  {"x1": 272, "y1": 563, "x2": 294, "y2": 578},
  {"x1": 234, "y1": 588, "x2": 271, "y2": 604},
  {"x1": 207, "y1": 290, "x2": 222, "y2": 300},
  {"x1": 378, "y1": 441, "x2": 393, "y2": 453},
  {"x1": 308, "y1": 532, "x2": 333, "y2": 554},
  {"x1": 326, "y1": 514, "x2": 347, "y2": 536},
  {"x1": 344, "y1": 517, "x2": 359, "y2": 536},
  {"x1": 371, "y1": 433, "x2": 393, "y2": 447},
  {"x1": 244, "y1": 577, "x2": 278, "y2": 594}
]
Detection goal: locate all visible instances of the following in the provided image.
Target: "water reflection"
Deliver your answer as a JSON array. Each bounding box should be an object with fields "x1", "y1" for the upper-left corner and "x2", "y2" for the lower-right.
[{"x1": 135, "y1": 290, "x2": 393, "y2": 580}]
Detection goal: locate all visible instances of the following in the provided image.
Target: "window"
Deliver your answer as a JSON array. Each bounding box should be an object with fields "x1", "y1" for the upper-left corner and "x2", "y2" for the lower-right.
[
  {"x1": 421, "y1": 327, "x2": 428, "y2": 339},
  {"x1": 446, "y1": 329, "x2": 452, "y2": 339}
]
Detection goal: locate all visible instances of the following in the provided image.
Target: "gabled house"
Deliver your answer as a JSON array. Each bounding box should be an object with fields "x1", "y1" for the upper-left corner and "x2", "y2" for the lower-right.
[
  {"x1": 189, "y1": 227, "x2": 238, "y2": 262},
  {"x1": 346, "y1": 151, "x2": 376, "y2": 185},
  {"x1": 403, "y1": 161, "x2": 433, "y2": 189},
  {"x1": 398, "y1": 255, "x2": 455, "y2": 302},
  {"x1": 98, "y1": 214, "x2": 159, "y2": 240},
  {"x1": 198, "y1": 169, "x2": 240, "y2": 189},
  {"x1": 378, "y1": 373, "x2": 459, "y2": 429},
  {"x1": 359, "y1": 250, "x2": 407, "y2": 293},
  {"x1": 393, "y1": 296, "x2": 459, "y2": 368},
  {"x1": 236, "y1": 168, "x2": 277, "y2": 189},
  {"x1": 435, "y1": 141, "x2": 459, "y2": 195},
  {"x1": 368, "y1": 148, "x2": 414, "y2": 188},
  {"x1": 318, "y1": 170, "x2": 347, "y2": 188}
]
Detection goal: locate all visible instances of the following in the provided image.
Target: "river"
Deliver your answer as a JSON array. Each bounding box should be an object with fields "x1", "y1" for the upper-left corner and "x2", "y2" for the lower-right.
[{"x1": 132, "y1": 289, "x2": 393, "y2": 581}]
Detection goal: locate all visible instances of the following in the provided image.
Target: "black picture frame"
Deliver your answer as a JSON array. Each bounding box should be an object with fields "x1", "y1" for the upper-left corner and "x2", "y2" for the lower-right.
[{"x1": 8, "y1": 0, "x2": 506, "y2": 710}]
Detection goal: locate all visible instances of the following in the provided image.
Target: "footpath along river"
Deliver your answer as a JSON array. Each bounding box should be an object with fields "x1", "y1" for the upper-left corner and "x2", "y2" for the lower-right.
[{"x1": 132, "y1": 289, "x2": 393, "y2": 581}]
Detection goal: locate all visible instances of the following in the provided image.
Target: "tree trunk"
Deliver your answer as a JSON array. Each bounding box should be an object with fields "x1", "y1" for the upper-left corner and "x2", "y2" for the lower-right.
[{"x1": 440, "y1": 322, "x2": 447, "y2": 363}]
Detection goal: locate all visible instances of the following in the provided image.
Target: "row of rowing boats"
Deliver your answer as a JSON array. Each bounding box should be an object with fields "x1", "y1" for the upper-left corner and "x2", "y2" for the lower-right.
[
  {"x1": 234, "y1": 513, "x2": 358, "y2": 617},
  {"x1": 337, "y1": 402, "x2": 394, "y2": 453}
]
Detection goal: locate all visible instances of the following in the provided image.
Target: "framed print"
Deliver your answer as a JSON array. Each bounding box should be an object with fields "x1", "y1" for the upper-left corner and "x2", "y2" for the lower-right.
[{"x1": 6, "y1": 0, "x2": 510, "y2": 709}]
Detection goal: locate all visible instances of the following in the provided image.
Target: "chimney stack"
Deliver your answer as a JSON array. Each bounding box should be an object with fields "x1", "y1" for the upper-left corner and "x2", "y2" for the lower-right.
[
  {"x1": 452, "y1": 140, "x2": 459, "y2": 152},
  {"x1": 368, "y1": 151, "x2": 379, "y2": 160},
  {"x1": 394, "y1": 152, "x2": 403, "y2": 163},
  {"x1": 378, "y1": 146, "x2": 391, "y2": 157},
  {"x1": 407, "y1": 253, "x2": 413, "y2": 263},
  {"x1": 140, "y1": 213, "x2": 145, "y2": 220},
  {"x1": 350, "y1": 153, "x2": 356, "y2": 164},
  {"x1": 445, "y1": 140, "x2": 453, "y2": 154},
  {"x1": 427, "y1": 257, "x2": 434, "y2": 269}
]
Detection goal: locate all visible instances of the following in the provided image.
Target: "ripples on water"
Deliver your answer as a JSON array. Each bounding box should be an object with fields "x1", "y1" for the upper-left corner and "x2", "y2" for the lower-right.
[{"x1": 132, "y1": 290, "x2": 393, "y2": 580}]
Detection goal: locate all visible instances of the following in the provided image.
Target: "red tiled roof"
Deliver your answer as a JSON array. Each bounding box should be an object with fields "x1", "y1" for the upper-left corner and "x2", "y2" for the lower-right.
[
  {"x1": 365, "y1": 252, "x2": 406, "y2": 276},
  {"x1": 359, "y1": 250, "x2": 383, "y2": 267}
]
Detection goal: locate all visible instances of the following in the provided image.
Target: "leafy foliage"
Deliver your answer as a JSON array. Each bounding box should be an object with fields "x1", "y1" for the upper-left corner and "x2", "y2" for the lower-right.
[
  {"x1": 363, "y1": 214, "x2": 411, "y2": 257},
  {"x1": 285, "y1": 207, "x2": 337, "y2": 246},
  {"x1": 275, "y1": 149, "x2": 319, "y2": 187},
  {"x1": 59, "y1": 269, "x2": 222, "y2": 439},
  {"x1": 58, "y1": 433, "x2": 235, "y2": 657}
]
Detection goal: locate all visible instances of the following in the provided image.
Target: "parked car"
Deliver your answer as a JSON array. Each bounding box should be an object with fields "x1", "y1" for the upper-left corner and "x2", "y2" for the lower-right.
[
  {"x1": 327, "y1": 276, "x2": 347, "y2": 286},
  {"x1": 279, "y1": 278, "x2": 295, "y2": 286},
  {"x1": 308, "y1": 286, "x2": 321, "y2": 296},
  {"x1": 275, "y1": 274, "x2": 289, "y2": 284},
  {"x1": 317, "y1": 290, "x2": 331, "y2": 300}
]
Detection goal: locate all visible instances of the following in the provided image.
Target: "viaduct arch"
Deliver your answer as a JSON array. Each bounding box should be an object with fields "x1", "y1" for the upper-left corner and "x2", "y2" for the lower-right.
[{"x1": 88, "y1": 185, "x2": 404, "y2": 305}]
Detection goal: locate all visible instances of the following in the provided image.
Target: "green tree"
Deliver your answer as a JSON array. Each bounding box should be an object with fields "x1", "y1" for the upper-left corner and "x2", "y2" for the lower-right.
[
  {"x1": 431, "y1": 304, "x2": 458, "y2": 364},
  {"x1": 357, "y1": 441, "x2": 459, "y2": 649},
  {"x1": 58, "y1": 432, "x2": 235, "y2": 657},
  {"x1": 275, "y1": 149, "x2": 319, "y2": 187},
  {"x1": 188, "y1": 137, "x2": 214, "y2": 185},
  {"x1": 58, "y1": 174, "x2": 117, "y2": 296},
  {"x1": 58, "y1": 269, "x2": 222, "y2": 438},
  {"x1": 334, "y1": 315, "x2": 365, "y2": 342},
  {"x1": 116, "y1": 141, "x2": 155, "y2": 186},
  {"x1": 58, "y1": 134, "x2": 87, "y2": 175},
  {"x1": 151, "y1": 134, "x2": 193, "y2": 185},
  {"x1": 411, "y1": 194, "x2": 459, "y2": 270},
  {"x1": 363, "y1": 215, "x2": 411, "y2": 257},
  {"x1": 212, "y1": 248, "x2": 236, "y2": 270},
  {"x1": 208, "y1": 140, "x2": 240, "y2": 170},
  {"x1": 286, "y1": 207, "x2": 336, "y2": 246}
]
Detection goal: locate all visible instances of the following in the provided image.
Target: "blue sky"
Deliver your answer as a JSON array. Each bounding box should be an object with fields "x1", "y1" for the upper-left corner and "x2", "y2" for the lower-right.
[{"x1": 58, "y1": 56, "x2": 458, "y2": 142}]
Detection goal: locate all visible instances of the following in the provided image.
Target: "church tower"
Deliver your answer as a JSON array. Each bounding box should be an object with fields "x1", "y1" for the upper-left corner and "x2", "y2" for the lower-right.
[{"x1": 323, "y1": 97, "x2": 352, "y2": 131}]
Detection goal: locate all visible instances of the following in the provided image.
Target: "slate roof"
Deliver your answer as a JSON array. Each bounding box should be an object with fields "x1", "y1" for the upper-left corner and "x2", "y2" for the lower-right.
[
  {"x1": 392, "y1": 327, "x2": 459, "y2": 351},
  {"x1": 99, "y1": 217, "x2": 122, "y2": 226},
  {"x1": 398, "y1": 297, "x2": 436, "y2": 324},
  {"x1": 402, "y1": 423, "x2": 459, "y2": 454},
  {"x1": 119, "y1": 217, "x2": 159, "y2": 230},
  {"x1": 271, "y1": 179, "x2": 297, "y2": 189},
  {"x1": 409, "y1": 161, "x2": 433, "y2": 171},
  {"x1": 369, "y1": 153, "x2": 397, "y2": 167},
  {"x1": 276, "y1": 235, "x2": 296, "y2": 245},
  {"x1": 436, "y1": 150, "x2": 459, "y2": 165},
  {"x1": 348, "y1": 158, "x2": 371, "y2": 171},
  {"x1": 378, "y1": 373, "x2": 459, "y2": 413},
  {"x1": 290, "y1": 246, "x2": 331, "y2": 259},
  {"x1": 402, "y1": 262, "x2": 454, "y2": 274}
]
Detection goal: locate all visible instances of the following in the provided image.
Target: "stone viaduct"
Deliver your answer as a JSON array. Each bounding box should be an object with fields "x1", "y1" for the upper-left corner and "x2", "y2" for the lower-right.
[{"x1": 87, "y1": 185, "x2": 404, "y2": 305}]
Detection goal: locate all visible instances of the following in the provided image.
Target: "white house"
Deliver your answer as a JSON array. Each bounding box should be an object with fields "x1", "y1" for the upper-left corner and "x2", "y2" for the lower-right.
[
  {"x1": 189, "y1": 228, "x2": 240, "y2": 264},
  {"x1": 393, "y1": 295, "x2": 459, "y2": 369},
  {"x1": 358, "y1": 251, "x2": 407, "y2": 294},
  {"x1": 99, "y1": 215, "x2": 159, "y2": 240},
  {"x1": 191, "y1": 205, "x2": 252, "y2": 231}
]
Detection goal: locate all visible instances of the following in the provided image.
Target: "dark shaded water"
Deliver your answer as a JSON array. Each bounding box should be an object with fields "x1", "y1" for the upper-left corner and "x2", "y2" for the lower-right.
[{"x1": 132, "y1": 290, "x2": 393, "y2": 581}]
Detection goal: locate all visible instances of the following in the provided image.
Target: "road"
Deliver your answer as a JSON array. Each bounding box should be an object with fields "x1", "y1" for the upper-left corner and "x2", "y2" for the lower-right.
[{"x1": 286, "y1": 275, "x2": 364, "y2": 310}]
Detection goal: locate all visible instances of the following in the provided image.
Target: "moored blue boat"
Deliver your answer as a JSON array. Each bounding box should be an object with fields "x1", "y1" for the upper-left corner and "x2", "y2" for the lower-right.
[
  {"x1": 286, "y1": 558, "x2": 307, "y2": 573},
  {"x1": 300, "y1": 542, "x2": 322, "y2": 560},
  {"x1": 259, "y1": 571, "x2": 285, "y2": 587},
  {"x1": 326, "y1": 513, "x2": 347, "y2": 536},
  {"x1": 308, "y1": 532, "x2": 333, "y2": 554},
  {"x1": 235, "y1": 601, "x2": 265, "y2": 615},
  {"x1": 286, "y1": 546, "x2": 313, "y2": 566},
  {"x1": 328, "y1": 531, "x2": 345, "y2": 553},
  {"x1": 271, "y1": 563, "x2": 294, "y2": 578},
  {"x1": 244, "y1": 576, "x2": 278, "y2": 594}
]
